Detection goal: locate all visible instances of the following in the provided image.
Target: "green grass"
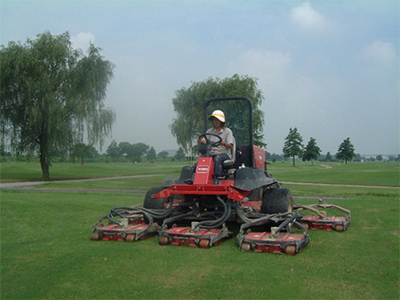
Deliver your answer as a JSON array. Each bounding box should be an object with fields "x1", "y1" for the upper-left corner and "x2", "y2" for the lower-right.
[
  {"x1": 37, "y1": 162, "x2": 399, "y2": 200},
  {"x1": 1, "y1": 161, "x2": 400, "y2": 299},
  {"x1": 0, "y1": 161, "x2": 186, "y2": 182},
  {"x1": 284, "y1": 183, "x2": 399, "y2": 198},
  {"x1": 1, "y1": 190, "x2": 399, "y2": 299},
  {"x1": 39, "y1": 175, "x2": 175, "y2": 191},
  {"x1": 268, "y1": 161, "x2": 399, "y2": 187},
  {"x1": 38, "y1": 177, "x2": 400, "y2": 199},
  {"x1": 1, "y1": 161, "x2": 399, "y2": 187}
]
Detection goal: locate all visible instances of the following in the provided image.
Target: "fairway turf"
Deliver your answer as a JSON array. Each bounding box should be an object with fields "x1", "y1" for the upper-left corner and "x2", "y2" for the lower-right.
[
  {"x1": 0, "y1": 161, "x2": 186, "y2": 182},
  {"x1": 1, "y1": 190, "x2": 399, "y2": 300},
  {"x1": 1, "y1": 161, "x2": 399, "y2": 299},
  {"x1": 267, "y1": 161, "x2": 399, "y2": 187}
]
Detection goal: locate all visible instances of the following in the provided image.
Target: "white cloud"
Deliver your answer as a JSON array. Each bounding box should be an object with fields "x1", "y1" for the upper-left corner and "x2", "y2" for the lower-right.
[
  {"x1": 359, "y1": 41, "x2": 398, "y2": 67},
  {"x1": 290, "y1": 2, "x2": 331, "y2": 33},
  {"x1": 228, "y1": 49, "x2": 291, "y2": 87},
  {"x1": 70, "y1": 32, "x2": 95, "y2": 51}
]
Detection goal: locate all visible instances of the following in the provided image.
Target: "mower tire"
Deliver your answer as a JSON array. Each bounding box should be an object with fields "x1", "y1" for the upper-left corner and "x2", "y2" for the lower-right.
[
  {"x1": 261, "y1": 187, "x2": 293, "y2": 214},
  {"x1": 143, "y1": 186, "x2": 169, "y2": 209}
]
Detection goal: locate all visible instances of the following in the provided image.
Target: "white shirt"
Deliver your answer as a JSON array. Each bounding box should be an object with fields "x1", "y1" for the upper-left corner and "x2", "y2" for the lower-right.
[{"x1": 206, "y1": 127, "x2": 234, "y2": 158}]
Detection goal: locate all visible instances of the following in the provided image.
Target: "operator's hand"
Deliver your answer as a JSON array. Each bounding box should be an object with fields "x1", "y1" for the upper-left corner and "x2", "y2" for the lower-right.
[
  {"x1": 197, "y1": 137, "x2": 206, "y2": 144},
  {"x1": 222, "y1": 141, "x2": 233, "y2": 149}
]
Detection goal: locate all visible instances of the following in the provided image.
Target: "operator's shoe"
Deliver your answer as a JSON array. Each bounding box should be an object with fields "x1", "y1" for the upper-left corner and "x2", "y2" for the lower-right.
[{"x1": 214, "y1": 175, "x2": 226, "y2": 185}]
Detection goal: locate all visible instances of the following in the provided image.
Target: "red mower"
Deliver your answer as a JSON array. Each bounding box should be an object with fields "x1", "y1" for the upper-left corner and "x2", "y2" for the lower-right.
[{"x1": 91, "y1": 97, "x2": 349, "y2": 255}]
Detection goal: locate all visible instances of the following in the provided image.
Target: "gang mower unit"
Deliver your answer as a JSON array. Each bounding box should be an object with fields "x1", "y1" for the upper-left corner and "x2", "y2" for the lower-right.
[
  {"x1": 294, "y1": 199, "x2": 351, "y2": 232},
  {"x1": 91, "y1": 97, "x2": 350, "y2": 255}
]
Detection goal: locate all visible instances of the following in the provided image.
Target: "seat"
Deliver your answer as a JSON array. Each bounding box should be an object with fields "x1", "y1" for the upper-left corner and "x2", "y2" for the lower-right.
[{"x1": 223, "y1": 137, "x2": 236, "y2": 169}]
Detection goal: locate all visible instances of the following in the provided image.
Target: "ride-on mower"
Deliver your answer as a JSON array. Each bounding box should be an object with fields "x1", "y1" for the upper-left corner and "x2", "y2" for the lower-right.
[{"x1": 92, "y1": 97, "x2": 349, "y2": 255}]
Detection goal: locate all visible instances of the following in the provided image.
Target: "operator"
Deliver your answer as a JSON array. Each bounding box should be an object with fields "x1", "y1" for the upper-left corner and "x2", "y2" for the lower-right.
[{"x1": 198, "y1": 110, "x2": 234, "y2": 178}]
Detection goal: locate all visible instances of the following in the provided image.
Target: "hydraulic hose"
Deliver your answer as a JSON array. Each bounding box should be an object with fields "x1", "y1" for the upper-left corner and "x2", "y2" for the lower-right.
[
  {"x1": 235, "y1": 201, "x2": 254, "y2": 223},
  {"x1": 104, "y1": 200, "x2": 173, "y2": 226},
  {"x1": 161, "y1": 212, "x2": 196, "y2": 228},
  {"x1": 239, "y1": 211, "x2": 297, "y2": 233},
  {"x1": 194, "y1": 196, "x2": 231, "y2": 229},
  {"x1": 109, "y1": 200, "x2": 173, "y2": 220}
]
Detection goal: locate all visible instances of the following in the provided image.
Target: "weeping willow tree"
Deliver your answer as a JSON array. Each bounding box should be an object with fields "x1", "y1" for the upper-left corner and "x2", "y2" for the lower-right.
[
  {"x1": 0, "y1": 31, "x2": 115, "y2": 180},
  {"x1": 170, "y1": 74, "x2": 266, "y2": 154}
]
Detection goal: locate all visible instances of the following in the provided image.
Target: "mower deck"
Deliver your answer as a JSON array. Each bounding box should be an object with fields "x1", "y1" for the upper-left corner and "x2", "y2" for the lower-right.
[
  {"x1": 159, "y1": 224, "x2": 232, "y2": 248},
  {"x1": 294, "y1": 200, "x2": 351, "y2": 232},
  {"x1": 237, "y1": 230, "x2": 310, "y2": 255},
  {"x1": 298, "y1": 215, "x2": 350, "y2": 231},
  {"x1": 91, "y1": 215, "x2": 159, "y2": 242},
  {"x1": 235, "y1": 211, "x2": 310, "y2": 255}
]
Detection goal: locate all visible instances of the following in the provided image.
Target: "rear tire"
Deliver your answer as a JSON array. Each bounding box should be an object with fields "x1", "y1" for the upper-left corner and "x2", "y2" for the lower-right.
[
  {"x1": 143, "y1": 186, "x2": 169, "y2": 209},
  {"x1": 261, "y1": 188, "x2": 293, "y2": 214}
]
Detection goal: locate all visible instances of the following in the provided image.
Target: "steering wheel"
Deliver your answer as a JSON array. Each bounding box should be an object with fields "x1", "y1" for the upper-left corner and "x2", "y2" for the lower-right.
[{"x1": 198, "y1": 133, "x2": 222, "y2": 148}]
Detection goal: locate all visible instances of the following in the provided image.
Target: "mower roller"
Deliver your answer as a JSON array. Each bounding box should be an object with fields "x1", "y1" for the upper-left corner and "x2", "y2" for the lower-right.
[{"x1": 91, "y1": 97, "x2": 350, "y2": 255}]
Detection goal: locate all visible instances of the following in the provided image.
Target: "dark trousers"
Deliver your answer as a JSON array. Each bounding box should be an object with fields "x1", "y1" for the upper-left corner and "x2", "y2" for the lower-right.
[{"x1": 209, "y1": 153, "x2": 230, "y2": 177}]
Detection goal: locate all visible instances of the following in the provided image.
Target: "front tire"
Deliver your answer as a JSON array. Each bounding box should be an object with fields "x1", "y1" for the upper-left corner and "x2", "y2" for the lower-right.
[
  {"x1": 261, "y1": 188, "x2": 293, "y2": 214},
  {"x1": 143, "y1": 186, "x2": 169, "y2": 209}
]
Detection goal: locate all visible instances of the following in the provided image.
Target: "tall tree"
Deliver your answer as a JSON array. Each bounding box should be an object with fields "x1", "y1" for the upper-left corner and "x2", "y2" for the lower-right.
[
  {"x1": 106, "y1": 140, "x2": 120, "y2": 161},
  {"x1": 336, "y1": 137, "x2": 355, "y2": 164},
  {"x1": 70, "y1": 143, "x2": 98, "y2": 165},
  {"x1": 157, "y1": 150, "x2": 169, "y2": 160},
  {"x1": 174, "y1": 147, "x2": 185, "y2": 161},
  {"x1": 283, "y1": 127, "x2": 303, "y2": 167},
  {"x1": 131, "y1": 143, "x2": 149, "y2": 162},
  {"x1": 302, "y1": 137, "x2": 321, "y2": 165},
  {"x1": 147, "y1": 146, "x2": 157, "y2": 162},
  {"x1": 0, "y1": 31, "x2": 115, "y2": 180},
  {"x1": 170, "y1": 74, "x2": 265, "y2": 154},
  {"x1": 118, "y1": 142, "x2": 134, "y2": 159}
]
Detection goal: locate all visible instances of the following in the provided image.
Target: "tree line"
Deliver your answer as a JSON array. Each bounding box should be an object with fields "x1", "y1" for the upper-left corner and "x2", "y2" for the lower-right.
[
  {"x1": 3, "y1": 136, "x2": 397, "y2": 166},
  {"x1": 1, "y1": 140, "x2": 187, "y2": 164},
  {"x1": 104, "y1": 140, "x2": 185, "y2": 163},
  {"x1": 282, "y1": 127, "x2": 357, "y2": 166}
]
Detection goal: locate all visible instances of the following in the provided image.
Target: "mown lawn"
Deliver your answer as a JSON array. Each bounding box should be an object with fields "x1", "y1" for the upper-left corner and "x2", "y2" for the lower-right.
[
  {"x1": 35, "y1": 162, "x2": 399, "y2": 200},
  {"x1": 1, "y1": 161, "x2": 399, "y2": 299},
  {"x1": 267, "y1": 161, "x2": 399, "y2": 187},
  {"x1": 1, "y1": 161, "x2": 399, "y2": 187},
  {"x1": 1, "y1": 189, "x2": 399, "y2": 299},
  {"x1": 0, "y1": 161, "x2": 186, "y2": 182}
]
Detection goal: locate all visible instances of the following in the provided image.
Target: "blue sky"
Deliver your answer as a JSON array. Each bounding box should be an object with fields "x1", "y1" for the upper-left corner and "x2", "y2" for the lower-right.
[{"x1": 1, "y1": 0, "x2": 399, "y2": 155}]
